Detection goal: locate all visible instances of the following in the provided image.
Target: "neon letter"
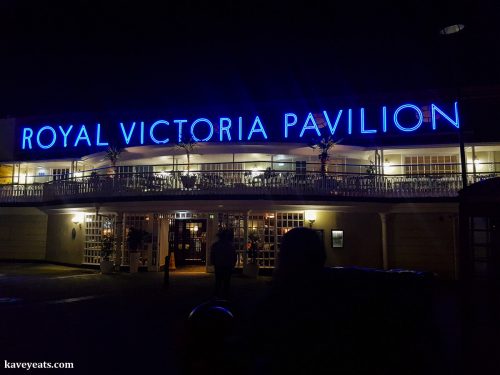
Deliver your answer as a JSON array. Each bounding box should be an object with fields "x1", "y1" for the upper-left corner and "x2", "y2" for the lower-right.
[
  {"x1": 247, "y1": 116, "x2": 268, "y2": 140},
  {"x1": 299, "y1": 113, "x2": 321, "y2": 138},
  {"x1": 238, "y1": 117, "x2": 243, "y2": 141},
  {"x1": 323, "y1": 110, "x2": 342, "y2": 136},
  {"x1": 284, "y1": 113, "x2": 297, "y2": 138},
  {"x1": 348, "y1": 109, "x2": 352, "y2": 134},
  {"x1": 37, "y1": 126, "x2": 57, "y2": 149},
  {"x1": 393, "y1": 104, "x2": 423, "y2": 132},
  {"x1": 360, "y1": 108, "x2": 377, "y2": 134},
  {"x1": 120, "y1": 122, "x2": 136, "y2": 145},
  {"x1": 191, "y1": 118, "x2": 214, "y2": 142},
  {"x1": 432, "y1": 102, "x2": 459, "y2": 130},
  {"x1": 140, "y1": 121, "x2": 145, "y2": 144},
  {"x1": 95, "y1": 123, "x2": 108, "y2": 146},
  {"x1": 73, "y1": 125, "x2": 91, "y2": 147},
  {"x1": 219, "y1": 118, "x2": 232, "y2": 141},
  {"x1": 22, "y1": 128, "x2": 34, "y2": 150},
  {"x1": 58, "y1": 125, "x2": 74, "y2": 147},
  {"x1": 173, "y1": 120, "x2": 188, "y2": 142},
  {"x1": 382, "y1": 106, "x2": 387, "y2": 133},
  {"x1": 150, "y1": 120, "x2": 170, "y2": 144}
]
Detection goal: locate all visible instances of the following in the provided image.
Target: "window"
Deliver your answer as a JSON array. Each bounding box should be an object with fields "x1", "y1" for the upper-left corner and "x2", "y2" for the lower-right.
[
  {"x1": 52, "y1": 168, "x2": 70, "y2": 181},
  {"x1": 295, "y1": 161, "x2": 307, "y2": 176},
  {"x1": 404, "y1": 155, "x2": 459, "y2": 177},
  {"x1": 201, "y1": 162, "x2": 243, "y2": 171},
  {"x1": 117, "y1": 166, "x2": 133, "y2": 177},
  {"x1": 220, "y1": 211, "x2": 304, "y2": 269},
  {"x1": 83, "y1": 214, "x2": 116, "y2": 264},
  {"x1": 117, "y1": 165, "x2": 154, "y2": 177}
]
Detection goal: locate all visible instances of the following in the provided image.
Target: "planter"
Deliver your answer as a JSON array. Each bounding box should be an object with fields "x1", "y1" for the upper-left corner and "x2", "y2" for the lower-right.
[
  {"x1": 180, "y1": 175, "x2": 197, "y2": 189},
  {"x1": 243, "y1": 262, "x2": 260, "y2": 278},
  {"x1": 100, "y1": 259, "x2": 114, "y2": 274},
  {"x1": 129, "y1": 252, "x2": 140, "y2": 273}
]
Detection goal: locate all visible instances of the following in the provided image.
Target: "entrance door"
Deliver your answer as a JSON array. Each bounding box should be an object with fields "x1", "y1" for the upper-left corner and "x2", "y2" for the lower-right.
[
  {"x1": 169, "y1": 219, "x2": 207, "y2": 267},
  {"x1": 470, "y1": 216, "x2": 500, "y2": 280}
]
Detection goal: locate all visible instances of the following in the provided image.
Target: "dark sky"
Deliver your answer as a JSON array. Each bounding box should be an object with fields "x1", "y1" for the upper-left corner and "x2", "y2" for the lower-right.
[{"x1": 0, "y1": 0, "x2": 499, "y2": 117}]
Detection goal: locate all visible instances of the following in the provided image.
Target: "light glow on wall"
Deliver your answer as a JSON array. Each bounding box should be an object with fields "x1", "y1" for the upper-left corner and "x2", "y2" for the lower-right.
[
  {"x1": 72, "y1": 212, "x2": 85, "y2": 224},
  {"x1": 305, "y1": 211, "x2": 317, "y2": 222}
]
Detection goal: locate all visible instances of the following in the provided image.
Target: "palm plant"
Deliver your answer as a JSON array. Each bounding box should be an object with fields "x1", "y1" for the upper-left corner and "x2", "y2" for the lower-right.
[
  {"x1": 309, "y1": 136, "x2": 341, "y2": 176},
  {"x1": 176, "y1": 138, "x2": 197, "y2": 175},
  {"x1": 126, "y1": 227, "x2": 149, "y2": 253},
  {"x1": 104, "y1": 145, "x2": 123, "y2": 176},
  {"x1": 176, "y1": 138, "x2": 198, "y2": 189}
]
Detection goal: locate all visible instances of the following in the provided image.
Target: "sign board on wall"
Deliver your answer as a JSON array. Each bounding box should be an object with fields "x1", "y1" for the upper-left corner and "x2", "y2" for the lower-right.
[{"x1": 14, "y1": 102, "x2": 460, "y2": 159}]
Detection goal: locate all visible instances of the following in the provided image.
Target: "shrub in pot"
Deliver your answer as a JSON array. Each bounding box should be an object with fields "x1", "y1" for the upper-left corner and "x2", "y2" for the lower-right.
[
  {"x1": 127, "y1": 227, "x2": 148, "y2": 273},
  {"x1": 100, "y1": 234, "x2": 115, "y2": 274}
]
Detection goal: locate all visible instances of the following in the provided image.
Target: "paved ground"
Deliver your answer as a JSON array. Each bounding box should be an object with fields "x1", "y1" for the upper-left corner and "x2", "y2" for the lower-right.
[
  {"x1": 0, "y1": 263, "x2": 271, "y2": 374},
  {"x1": 1, "y1": 263, "x2": 499, "y2": 374}
]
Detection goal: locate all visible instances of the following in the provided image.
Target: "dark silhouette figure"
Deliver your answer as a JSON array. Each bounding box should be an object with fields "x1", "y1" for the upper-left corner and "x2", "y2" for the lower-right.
[
  {"x1": 273, "y1": 226, "x2": 326, "y2": 286},
  {"x1": 211, "y1": 229, "x2": 237, "y2": 299},
  {"x1": 246, "y1": 227, "x2": 437, "y2": 375},
  {"x1": 246, "y1": 227, "x2": 330, "y2": 374}
]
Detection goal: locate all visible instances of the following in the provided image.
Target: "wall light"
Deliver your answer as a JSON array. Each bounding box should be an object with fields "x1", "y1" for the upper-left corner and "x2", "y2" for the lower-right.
[
  {"x1": 72, "y1": 212, "x2": 84, "y2": 225},
  {"x1": 305, "y1": 211, "x2": 317, "y2": 228},
  {"x1": 440, "y1": 24, "x2": 465, "y2": 35}
]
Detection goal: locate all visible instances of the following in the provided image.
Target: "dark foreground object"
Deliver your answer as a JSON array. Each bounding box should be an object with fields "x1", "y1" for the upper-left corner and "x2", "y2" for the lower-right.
[
  {"x1": 245, "y1": 266, "x2": 438, "y2": 375},
  {"x1": 183, "y1": 299, "x2": 235, "y2": 374}
]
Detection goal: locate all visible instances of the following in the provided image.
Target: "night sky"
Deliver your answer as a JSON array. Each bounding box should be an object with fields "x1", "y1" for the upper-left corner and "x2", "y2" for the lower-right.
[{"x1": 0, "y1": 0, "x2": 499, "y2": 118}]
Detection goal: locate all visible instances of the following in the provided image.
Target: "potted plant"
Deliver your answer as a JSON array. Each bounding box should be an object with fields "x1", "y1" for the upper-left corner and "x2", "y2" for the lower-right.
[
  {"x1": 177, "y1": 138, "x2": 198, "y2": 189},
  {"x1": 309, "y1": 136, "x2": 341, "y2": 176},
  {"x1": 126, "y1": 227, "x2": 148, "y2": 273},
  {"x1": 263, "y1": 167, "x2": 276, "y2": 186},
  {"x1": 243, "y1": 231, "x2": 261, "y2": 277},
  {"x1": 89, "y1": 171, "x2": 100, "y2": 191},
  {"x1": 366, "y1": 160, "x2": 376, "y2": 176},
  {"x1": 100, "y1": 233, "x2": 115, "y2": 274},
  {"x1": 104, "y1": 145, "x2": 123, "y2": 177}
]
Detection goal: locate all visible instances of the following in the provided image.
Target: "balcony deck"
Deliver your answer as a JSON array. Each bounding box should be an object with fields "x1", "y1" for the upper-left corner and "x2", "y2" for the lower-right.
[{"x1": 1, "y1": 169, "x2": 498, "y2": 205}]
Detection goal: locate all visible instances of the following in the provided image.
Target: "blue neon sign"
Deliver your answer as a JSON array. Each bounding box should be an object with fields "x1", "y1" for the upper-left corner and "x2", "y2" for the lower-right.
[{"x1": 19, "y1": 102, "x2": 460, "y2": 152}]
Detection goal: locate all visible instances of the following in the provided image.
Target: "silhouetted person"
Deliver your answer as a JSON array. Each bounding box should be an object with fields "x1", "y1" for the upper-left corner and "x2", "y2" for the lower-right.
[
  {"x1": 246, "y1": 227, "x2": 333, "y2": 374},
  {"x1": 211, "y1": 229, "x2": 237, "y2": 299},
  {"x1": 273, "y1": 226, "x2": 326, "y2": 288}
]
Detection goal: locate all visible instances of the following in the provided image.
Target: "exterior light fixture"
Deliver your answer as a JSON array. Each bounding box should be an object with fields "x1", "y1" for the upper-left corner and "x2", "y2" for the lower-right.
[
  {"x1": 440, "y1": 24, "x2": 465, "y2": 35},
  {"x1": 72, "y1": 212, "x2": 84, "y2": 225},
  {"x1": 305, "y1": 211, "x2": 317, "y2": 228}
]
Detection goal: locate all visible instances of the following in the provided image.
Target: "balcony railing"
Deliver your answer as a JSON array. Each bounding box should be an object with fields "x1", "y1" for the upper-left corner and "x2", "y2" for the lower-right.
[{"x1": 1, "y1": 168, "x2": 498, "y2": 204}]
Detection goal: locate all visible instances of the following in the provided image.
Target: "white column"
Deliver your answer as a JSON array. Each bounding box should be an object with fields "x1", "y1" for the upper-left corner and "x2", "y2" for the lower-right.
[
  {"x1": 379, "y1": 213, "x2": 389, "y2": 270},
  {"x1": 471, "y1": 145, "x2": 477, "y2": 180}
]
